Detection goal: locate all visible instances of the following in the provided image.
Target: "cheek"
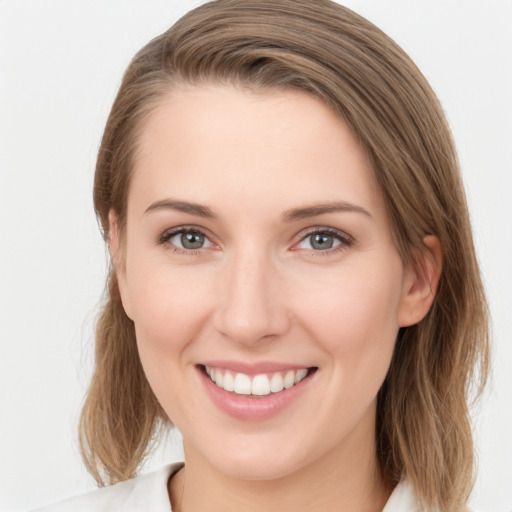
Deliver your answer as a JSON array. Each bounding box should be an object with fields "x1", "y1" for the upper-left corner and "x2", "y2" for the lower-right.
[
  {"x1": 127, "y1": 261, "x2": 213, "y2": 350},
  {"x1": 294, "y1": 258, "x2": 404, "y2": 363},
  {"x1": 127, "y1": 264, "x2": 215, "y2": 420}
]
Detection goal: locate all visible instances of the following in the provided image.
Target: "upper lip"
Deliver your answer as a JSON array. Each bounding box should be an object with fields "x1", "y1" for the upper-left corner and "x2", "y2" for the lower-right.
[{"x1": 199, "y1": 360, "x2": 315, "y2": 376}]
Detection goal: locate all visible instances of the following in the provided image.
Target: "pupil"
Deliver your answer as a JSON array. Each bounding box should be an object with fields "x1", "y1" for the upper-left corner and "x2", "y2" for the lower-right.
[
  {"x1": 181, "y1": 232, "x2": 204, "y2": 249},
  {"x1": 311, "y1": 233, "x2": 333, "y2": 250}
]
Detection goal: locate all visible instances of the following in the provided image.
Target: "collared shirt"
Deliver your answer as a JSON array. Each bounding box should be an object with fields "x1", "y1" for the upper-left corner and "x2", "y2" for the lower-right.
[{"x1": 33, "y1": 463, "x2": 420, "y2": 511}]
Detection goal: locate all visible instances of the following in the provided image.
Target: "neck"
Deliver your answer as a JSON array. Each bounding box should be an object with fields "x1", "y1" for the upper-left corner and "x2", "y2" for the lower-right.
[{"x1": 169, "y1": 429, "x2": 391, "y2": 512}]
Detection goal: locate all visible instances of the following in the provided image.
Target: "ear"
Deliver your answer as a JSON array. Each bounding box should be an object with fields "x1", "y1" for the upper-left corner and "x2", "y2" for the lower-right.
[
  {"x1": 108, "y1": 209, "x2": 133, "y2": 320},
  {"x1": 398, "y1": 235, "x2": 442, "y2": 327}
]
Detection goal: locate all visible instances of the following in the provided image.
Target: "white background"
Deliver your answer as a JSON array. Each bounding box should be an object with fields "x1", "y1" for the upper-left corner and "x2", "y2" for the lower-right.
[{"x1": 1, "y1": 1, "x2": 511, "y2": 510}]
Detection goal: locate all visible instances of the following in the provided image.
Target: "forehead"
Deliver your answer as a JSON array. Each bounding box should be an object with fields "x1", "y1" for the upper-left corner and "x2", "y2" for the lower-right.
[{"x1": 130, "y1": 84, "x2": 386, "y2": 222}]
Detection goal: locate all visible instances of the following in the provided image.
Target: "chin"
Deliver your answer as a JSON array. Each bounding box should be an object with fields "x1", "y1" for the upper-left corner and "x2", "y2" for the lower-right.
[
  {"x1": 218, "y1": 458, "x2": 299, "y2": 482},
  {"x1": 201, "y1": 439, "x2": 310, "y2": 482}
]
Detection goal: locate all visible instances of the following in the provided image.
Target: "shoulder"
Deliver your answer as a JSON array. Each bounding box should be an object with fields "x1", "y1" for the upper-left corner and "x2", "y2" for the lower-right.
[
  {"x1": 383, "y1": 480, "x2": 421, "y2": 512},
  {"x1": 32, "y1": 463, "x2": 183, "y2": 512}
]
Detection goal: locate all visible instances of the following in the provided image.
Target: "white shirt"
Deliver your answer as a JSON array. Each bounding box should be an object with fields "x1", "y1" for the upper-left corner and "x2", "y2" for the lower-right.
[{"x1": 33, "y1": 463, "x2": 420, "y2": 511}]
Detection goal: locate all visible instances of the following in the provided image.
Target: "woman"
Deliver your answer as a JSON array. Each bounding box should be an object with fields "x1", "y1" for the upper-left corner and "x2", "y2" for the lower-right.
[{"x1": 34, "y1": 0, "x2": 489, "y2": 510}]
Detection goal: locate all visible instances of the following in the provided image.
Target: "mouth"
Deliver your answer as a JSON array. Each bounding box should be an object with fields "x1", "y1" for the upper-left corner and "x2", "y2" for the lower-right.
[{"x1": 199, "y1": 364, "x2": 317, "y2": 397}]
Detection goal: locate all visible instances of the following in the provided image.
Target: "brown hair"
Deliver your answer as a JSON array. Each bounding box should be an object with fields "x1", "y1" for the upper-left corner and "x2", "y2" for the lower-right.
[{"x1": 81, "y1": 1, "x2": 490, "y2": 510}]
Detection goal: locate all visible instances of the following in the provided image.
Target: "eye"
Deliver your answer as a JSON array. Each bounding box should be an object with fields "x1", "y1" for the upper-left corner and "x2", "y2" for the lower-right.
[
  {"x1": 294, "y1": 229, "x2": 353, "y2": 252},
  {"x1": 160, "y1": 228, "x2": 215, "y2": 252}
]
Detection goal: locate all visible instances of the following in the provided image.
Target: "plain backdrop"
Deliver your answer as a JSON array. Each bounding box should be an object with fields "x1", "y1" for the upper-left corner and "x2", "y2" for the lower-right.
[{"x1": 1, "y1": 1, "x2": 511, "y2": 511}]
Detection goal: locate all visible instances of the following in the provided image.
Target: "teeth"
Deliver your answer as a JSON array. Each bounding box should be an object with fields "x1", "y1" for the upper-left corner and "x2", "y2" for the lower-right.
[
  {"x1": 223, "y1": 371, "x2": 234, "y2": 392},
  {"x1": 283, "y1": 370, "x2": 295, "y2": 389},
  {"x1": 205, "y1": 366, "x2": 310, "y2": 396},
  {"x1": 251, "y1": 374, "x2": 270, "y2": 396},
  {"x1": 295, "y1": 368, "x2": 308, "y2": 383},
  {"x1": 234, "y1": 373, "x2": 252, "y2": 395},
  {"x1": 270, "y1": 373, "x2": 284, "y2": 393}
]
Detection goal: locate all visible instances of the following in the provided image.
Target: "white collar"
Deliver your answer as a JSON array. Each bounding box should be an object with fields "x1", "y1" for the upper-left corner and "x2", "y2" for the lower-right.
[
  {"x1": 383, "y1": 480, "x2": 420, "y2": 511},
  {"x1": 34, "y1": 463, "x2": 419, "y2": 512}
]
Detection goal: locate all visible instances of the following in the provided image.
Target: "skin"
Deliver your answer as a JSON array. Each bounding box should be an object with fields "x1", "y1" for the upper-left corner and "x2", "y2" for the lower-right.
[{"x1": 111, "y1": 85, "x2": 441, "y2": 512}]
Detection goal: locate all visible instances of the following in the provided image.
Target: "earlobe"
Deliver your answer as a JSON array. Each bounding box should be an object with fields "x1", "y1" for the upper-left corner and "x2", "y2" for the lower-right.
[
  {"x1": 108, "y1": 210, "x2": 133, "y2": 320},
  {"x1": 398, "y1": 235, "x2": 442, "y2": 327}
]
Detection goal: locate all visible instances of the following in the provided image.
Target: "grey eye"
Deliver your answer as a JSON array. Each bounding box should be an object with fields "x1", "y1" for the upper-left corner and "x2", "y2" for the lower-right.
[
  {"x1": 295, "y1": 231, "x2": 345, "y2": 251},
  {"x1": 309, "y1": 233, "x2": 336, "y2": 250},
  {"x1": 179, "y1": 231, "x2": 205, "y2": 249},
  {"x1": 167, "y1": 230, "x2": 211, "y2": 250}
]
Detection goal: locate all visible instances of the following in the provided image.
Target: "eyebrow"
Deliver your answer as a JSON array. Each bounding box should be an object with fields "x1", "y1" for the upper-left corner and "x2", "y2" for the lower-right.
[
  {"x1": 144, "y1": 199, "x2": 216, "y2": 218},
  {"x1": 281, "y1": 202, "x2": 372, "y2": 222},
  {"x1": 144, "y1": 198, "x2": 371, "y2": 221}
]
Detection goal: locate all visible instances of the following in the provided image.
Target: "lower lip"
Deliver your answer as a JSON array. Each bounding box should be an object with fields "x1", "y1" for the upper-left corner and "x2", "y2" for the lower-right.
[{"x1": 198, "y1": 367, "x2": 315, "y2": 421}]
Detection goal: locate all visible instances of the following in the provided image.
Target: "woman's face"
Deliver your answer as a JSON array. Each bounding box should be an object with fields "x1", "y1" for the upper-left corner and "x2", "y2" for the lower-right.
[{"x1": 115, "y1": 85, "x2": 429, "y2": 481}]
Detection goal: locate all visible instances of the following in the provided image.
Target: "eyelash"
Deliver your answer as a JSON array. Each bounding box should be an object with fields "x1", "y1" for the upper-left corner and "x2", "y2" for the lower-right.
[
  {"x1": 294, "y1": 227, "x2": 354, "y2": 255},
  {"x1": 157, "y1": 226, "x2": 354, "y2": 256},
  {"x1": 158, "y1": 226, "x2": 213, "y2": 256}
]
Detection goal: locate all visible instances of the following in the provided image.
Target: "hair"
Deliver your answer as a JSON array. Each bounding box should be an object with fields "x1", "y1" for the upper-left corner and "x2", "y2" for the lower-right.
[{"x1": 80, "y1": 1, "x2": 490, "y2": 510}]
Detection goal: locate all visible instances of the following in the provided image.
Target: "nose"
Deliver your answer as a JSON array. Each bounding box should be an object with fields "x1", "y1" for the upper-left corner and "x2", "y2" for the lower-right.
[{"x1": 213, "y1": 247, "x2": 290, "y2": 346}]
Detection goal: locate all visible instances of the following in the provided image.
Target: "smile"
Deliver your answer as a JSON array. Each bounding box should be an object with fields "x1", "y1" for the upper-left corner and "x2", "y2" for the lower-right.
[
  {"x1": 204, "y1": 365, "x2": 311, "y2": 396},
  {"x1": 199, "y1": 363, "x2": 318, "y2": 420}
]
